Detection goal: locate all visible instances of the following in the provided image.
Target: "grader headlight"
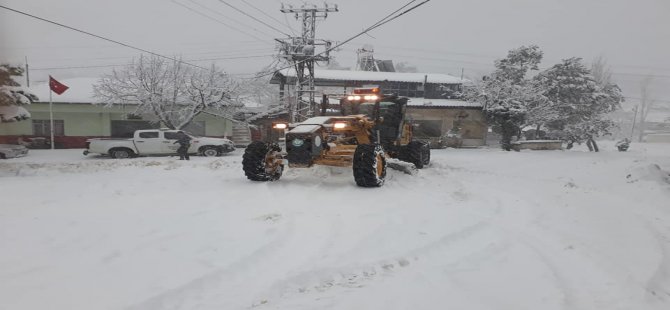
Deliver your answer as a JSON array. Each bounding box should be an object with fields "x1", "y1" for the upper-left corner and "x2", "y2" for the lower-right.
[
  {"x1": 333, "y1": 122, "x2": 347, "y2": 130},
  {"x1": 272, "y1": 122, "x2": 288, "y2": 130}
]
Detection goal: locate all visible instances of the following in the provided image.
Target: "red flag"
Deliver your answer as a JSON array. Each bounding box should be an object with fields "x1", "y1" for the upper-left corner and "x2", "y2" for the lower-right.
[{"x1": 49, "y1": 76, "x2": 69, "y2": 95}]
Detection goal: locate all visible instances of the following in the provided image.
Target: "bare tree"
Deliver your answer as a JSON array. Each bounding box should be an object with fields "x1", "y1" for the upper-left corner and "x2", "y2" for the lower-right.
[
  {"x1": 94, "y1": 55, "x2": 240, "y2": 129},
  {"x1": 637, "y1": 75, "x2": 655, "y2": 142},
  {"x1": 591, "y1": 55, "x2": 613, "y2": 87},
  {"x1": 241, "y1": 77, "x2": 280, "y2": 109}
]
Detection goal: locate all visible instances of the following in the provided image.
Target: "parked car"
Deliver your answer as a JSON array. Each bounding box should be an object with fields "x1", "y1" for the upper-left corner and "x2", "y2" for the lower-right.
[
  {"x1": 0, "y1": 144, "x2": 29, "y2": 159},
  {"x1": 83, "y1": 129, "x2": 235, "y2": 158}
]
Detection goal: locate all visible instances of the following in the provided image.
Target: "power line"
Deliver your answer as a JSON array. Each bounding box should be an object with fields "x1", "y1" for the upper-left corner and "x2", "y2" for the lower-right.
[
  {"x1": 185, "y1": 0, "x2": 276, "y2": 39},
  {"x1": 240, "y1": 0, "x2": 292, "y2": 33},
  {"x1": 611, "y1": 72, "x2": 670, "y2": 79},
  {"x1": 216, "y1": 0, "x2": 291, "y2": 37},
  {"x1": 30, "y1": 47, "x2": 275, "y2": 63},
  {"x1": 625, "y1": 97, "x2": 670, "y2": 104},
  {"x1": 0, "y1": 4, "x2": 210, "y2": 71},
  {"x1": 5, "y1": 40, "x2": 271, "y2": 51},
  {"x1": 170, "y1": 0, "x2": 269, "y2": 43},
  {"x1": 31, "y1": 54, "x2": 274, "y2": 71}
]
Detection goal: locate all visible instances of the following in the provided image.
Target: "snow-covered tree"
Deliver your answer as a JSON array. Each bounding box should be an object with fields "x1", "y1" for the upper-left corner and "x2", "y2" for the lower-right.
[
  {"x1": 494, "y1": 45, "x2": 543, "y2": 84},
  {"x1": 240, "y1": 77, "x2": 280, "y2": 109},
  {"x1": 94, "y1": 55, "x2": 240, "y2": 130},
  {"x1": 463, "y1": 45, "x2": 544, "y2": 150},
  {"x1": 0, "y1": 64, "x2": 38, "y2": 123},
  {"x1": 534, "y1": 57, "x2": 622, "y2": 151}
]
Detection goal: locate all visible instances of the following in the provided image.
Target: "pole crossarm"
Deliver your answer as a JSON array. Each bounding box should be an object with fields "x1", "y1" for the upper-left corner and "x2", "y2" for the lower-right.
[{"x1": 275, "y1": 3, "x2": 338, "y2": 123}]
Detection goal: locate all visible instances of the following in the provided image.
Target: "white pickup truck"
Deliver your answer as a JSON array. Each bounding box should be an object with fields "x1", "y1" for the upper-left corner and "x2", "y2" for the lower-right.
[{"x1": 84, "y1": 129, "x2": 235, "y2": 158}]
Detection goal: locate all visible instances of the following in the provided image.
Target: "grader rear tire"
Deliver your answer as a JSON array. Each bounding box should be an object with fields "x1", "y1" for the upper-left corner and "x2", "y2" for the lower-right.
[
  {"x1": 353, "y1": 144, "x2": 387, "y2": 187},
  {"x1": 242, "y1": 141, "x2": 282, "y2": 181}
]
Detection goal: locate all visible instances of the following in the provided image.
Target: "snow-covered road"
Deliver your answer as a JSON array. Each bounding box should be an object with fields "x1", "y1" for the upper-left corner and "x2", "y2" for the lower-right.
[{"x1": 1, "y1": 143, "x2": 669, "y2": 310}]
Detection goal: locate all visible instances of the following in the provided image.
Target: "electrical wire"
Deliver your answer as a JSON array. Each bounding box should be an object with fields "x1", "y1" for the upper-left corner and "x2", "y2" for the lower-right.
[
  {"x1": 31, "y1": 47, "x2": 276, "y2": 63},
  {"x1": 240, "y1": 0, "x2": 293, "y2": 34},
  {"x1": 216, "y1": 0, "x2": 291, "y2": 37},
  {"x1": 0, "y1": 4, "x2": 210, "y2": 71},
  {"x1": 185, "y1": 0, "x2": 276, "y2": 40},
  {"x1": 624, "y1": 97, "x2": 670, "y2": 104},
  {"x1": 31, "y1": 54, "x2": 274, "y2": 71},
  {"x1": 170, "y1": 0, "x2": 269, "y2": 43}
]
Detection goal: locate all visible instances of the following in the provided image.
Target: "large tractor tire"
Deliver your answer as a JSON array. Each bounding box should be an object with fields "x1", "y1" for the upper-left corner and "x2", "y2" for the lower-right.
[
  {"x1": 242, "y1": 141, "x2": 283, "y2": 181},
  {"x1": 353, "y1": 144, "x2": 387, "y2": 187},
  {"x1": 400, "y1": 141, "x2": 430, "y2": 169}
]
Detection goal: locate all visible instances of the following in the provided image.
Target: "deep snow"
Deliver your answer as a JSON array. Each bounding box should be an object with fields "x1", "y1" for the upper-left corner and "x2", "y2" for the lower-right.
[{"x1": 1, "y1": 142, "x2": 669, "y2": 310}]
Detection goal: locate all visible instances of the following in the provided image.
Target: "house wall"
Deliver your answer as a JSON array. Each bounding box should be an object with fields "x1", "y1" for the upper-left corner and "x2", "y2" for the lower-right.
[
  {"x1": 406, "y1": 107, "x2": 487, "y2": 147},
  {"x1": 0, "y1": 102, "x2": 234, "y2": 147}
]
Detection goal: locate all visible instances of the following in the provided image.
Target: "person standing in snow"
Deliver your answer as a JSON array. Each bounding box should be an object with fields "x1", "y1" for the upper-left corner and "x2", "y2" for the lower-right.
[{"x1": 174, "y1": 131, "x2": 192, "y2": 160}]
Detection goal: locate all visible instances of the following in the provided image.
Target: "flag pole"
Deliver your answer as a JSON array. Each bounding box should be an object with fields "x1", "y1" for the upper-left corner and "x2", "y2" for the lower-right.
[{"x1": 49, "y1": 86, "x2": 55, "y2": 150}]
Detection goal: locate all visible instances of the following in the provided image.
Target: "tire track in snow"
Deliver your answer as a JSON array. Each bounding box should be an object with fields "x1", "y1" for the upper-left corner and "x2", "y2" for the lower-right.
[
  {"x1": 645, "y1": 224, "x2": 670, "y2": 302},
  {"x1": 250, "y1": 220, "x2": 495, "y2": 308},
  {"x1": 457, "y1": 184, "x2": 579, "y2": 310},
  {"x1": 124, "y1": 215, "x2": 298, "y2": 310}
]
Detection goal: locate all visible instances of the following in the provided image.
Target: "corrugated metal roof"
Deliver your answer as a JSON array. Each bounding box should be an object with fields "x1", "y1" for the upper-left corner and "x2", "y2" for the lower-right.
[
  {"x1": 278, "y1": 68, "x2": 467, "y2": 84},
  {"x1": 407, "y1": 98, "x2": 482, "y2": 108}
]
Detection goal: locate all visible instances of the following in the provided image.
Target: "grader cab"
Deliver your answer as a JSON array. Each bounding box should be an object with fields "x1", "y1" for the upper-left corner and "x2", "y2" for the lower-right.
[{"x1": 242, "y1": 87, "x2": 430, "y2": 187}]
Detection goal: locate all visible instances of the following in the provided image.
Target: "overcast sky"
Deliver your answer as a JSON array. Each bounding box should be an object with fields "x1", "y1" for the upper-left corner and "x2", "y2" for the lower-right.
[{"x1": 1, "y1": 0, "x2": 669, "y2": 103}]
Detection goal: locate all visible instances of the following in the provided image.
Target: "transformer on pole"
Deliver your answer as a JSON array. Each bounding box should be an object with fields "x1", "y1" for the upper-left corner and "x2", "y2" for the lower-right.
[{"x1": 278, "y1": 3, "x2": 338, "y2": 122}]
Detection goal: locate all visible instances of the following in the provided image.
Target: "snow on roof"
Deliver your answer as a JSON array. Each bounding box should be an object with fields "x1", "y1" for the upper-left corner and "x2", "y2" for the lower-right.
[
  {"x1": 278, "y1": 68, "x2": 467, "y2": 84},
  {"x1": 406, "y1": 98, "x2": 482, "y2": 108},
  {"x1": 289, "y1": 124, "x2": 322, "y2": 134},
  {"x1": 31, "y1": 77, "x2": 100, "y2": 104}
]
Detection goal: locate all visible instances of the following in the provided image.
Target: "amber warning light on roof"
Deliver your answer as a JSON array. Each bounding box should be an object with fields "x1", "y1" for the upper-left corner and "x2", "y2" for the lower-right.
[{"x1": 352, "y1": 87, "x2": 380, "y2": 95}]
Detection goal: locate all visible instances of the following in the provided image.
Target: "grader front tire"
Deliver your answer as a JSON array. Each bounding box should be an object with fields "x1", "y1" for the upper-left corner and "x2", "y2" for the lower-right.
[
  {"x1": 353, "y1": 144, "x2": 387, "y2": 187},
  {"x1": 242, "y1": 141, "x2": 282, "y2": 181}
]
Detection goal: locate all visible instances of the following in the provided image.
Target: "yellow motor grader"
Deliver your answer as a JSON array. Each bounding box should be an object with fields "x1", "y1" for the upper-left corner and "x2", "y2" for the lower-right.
[{"x1": 242, "y1": 87, "x2": 430, "y2": 187}]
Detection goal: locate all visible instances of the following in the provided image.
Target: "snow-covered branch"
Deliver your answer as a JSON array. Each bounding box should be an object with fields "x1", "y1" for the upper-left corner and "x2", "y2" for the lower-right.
[{"x1": 94, "y1": 55, "x2": 240, "y2": 130}]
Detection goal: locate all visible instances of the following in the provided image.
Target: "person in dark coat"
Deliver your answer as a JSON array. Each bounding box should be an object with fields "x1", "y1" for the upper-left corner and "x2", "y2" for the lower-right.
[{"x1": 174, "y1": 131, "x2": 192, "y2": 160}]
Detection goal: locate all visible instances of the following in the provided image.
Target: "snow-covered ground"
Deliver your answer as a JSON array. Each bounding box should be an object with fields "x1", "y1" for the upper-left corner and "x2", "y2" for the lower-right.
[{"x1": 1, "y1": 142, "x2": 669, "y2": 310}]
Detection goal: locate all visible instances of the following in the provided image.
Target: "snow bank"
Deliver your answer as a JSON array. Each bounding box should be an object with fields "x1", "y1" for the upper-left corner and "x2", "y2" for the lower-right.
[
  {"x1": 626, "y1": 163, "x2": 670, "y2": 185},
  {"x1": 1, "y1": 144, "x2": 670, "y2": 310}
]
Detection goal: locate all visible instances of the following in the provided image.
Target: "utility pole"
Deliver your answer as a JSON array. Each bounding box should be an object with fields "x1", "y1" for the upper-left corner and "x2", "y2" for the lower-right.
[
  {"x1": 24, "y1": 56, "x2": 30, "y2": 87},
  {"x1": 278, "y1": 3, "x2": 338, "y2": 122},
  {"x1": 630, "y1": 105, "x2": 638, "y2": 138}
]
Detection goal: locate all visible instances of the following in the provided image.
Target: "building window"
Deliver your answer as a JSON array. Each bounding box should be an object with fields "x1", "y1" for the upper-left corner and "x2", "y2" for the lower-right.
[
  {"x1": 182, "y1": 121, "x2": 206, "y2": 136},
  {"x1": 32, "y1": 120, "x2": 64, "y2": 136},
  {"x1": 111, "y1": 120, "x2": 156, "y2": 138}
]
